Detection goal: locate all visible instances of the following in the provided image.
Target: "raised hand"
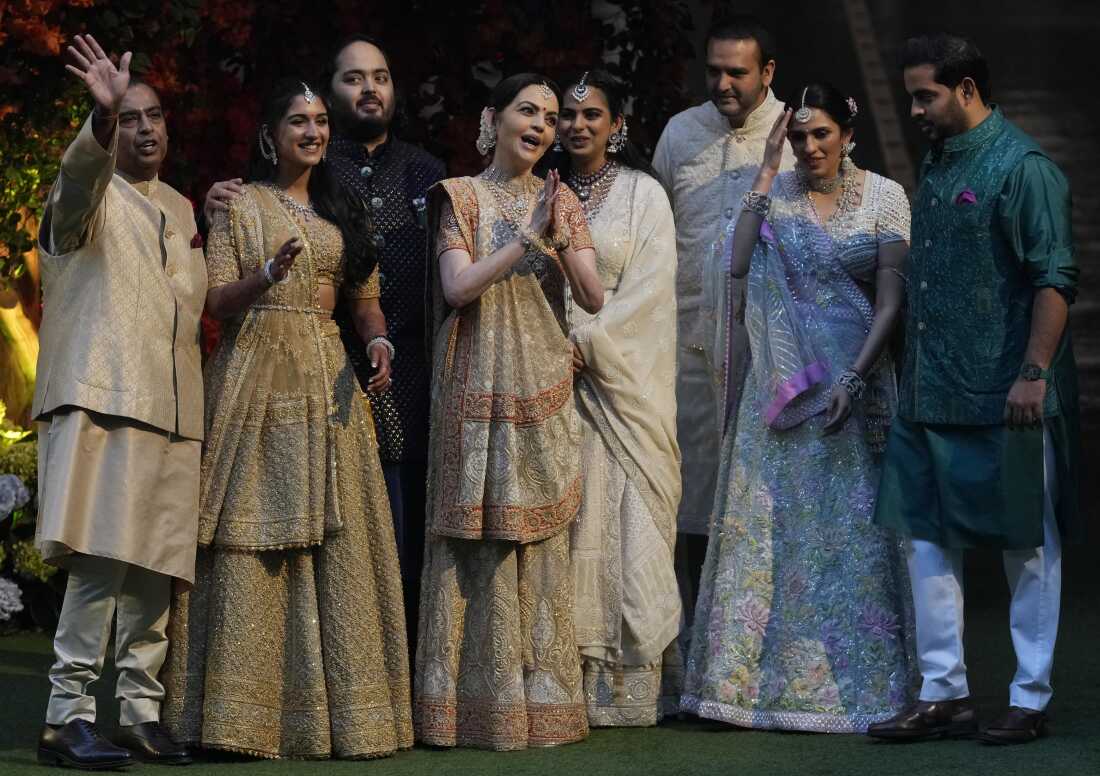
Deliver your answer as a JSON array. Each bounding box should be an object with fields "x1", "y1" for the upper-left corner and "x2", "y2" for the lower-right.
[
  {"x1": 268, "y1": 238, "x2": 301, "y2": 283},
  {"x1": 761, "y1": 107, "x2": 792, "y2": 178},
  {"x1": 65, "y1": 34, "x2": 132, "y2": 116}
]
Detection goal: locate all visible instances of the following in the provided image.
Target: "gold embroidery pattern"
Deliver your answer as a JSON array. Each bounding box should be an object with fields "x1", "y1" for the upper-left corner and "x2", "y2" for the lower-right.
[
  {"x1": 164, "y1": 185, "x2": 412, "y2": 759},
  {"x1": 414, "y1": 178, "x2": 587, "y2": 750}
]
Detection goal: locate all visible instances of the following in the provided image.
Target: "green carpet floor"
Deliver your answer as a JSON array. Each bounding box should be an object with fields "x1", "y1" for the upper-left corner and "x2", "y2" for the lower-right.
[{"x1": 2, "y1": 543, "x2": 1098, "y2": 775}]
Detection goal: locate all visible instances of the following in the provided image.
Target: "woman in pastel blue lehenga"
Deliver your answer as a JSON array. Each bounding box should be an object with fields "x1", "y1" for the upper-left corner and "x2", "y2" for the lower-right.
[{"x1": 681, "y1": 83, "x2": 919, "y2": 733}]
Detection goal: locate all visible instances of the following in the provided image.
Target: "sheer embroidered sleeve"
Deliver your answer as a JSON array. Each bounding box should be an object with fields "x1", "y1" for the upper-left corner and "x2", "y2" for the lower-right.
[
  {"x1": 558, "y1": 188, "x2": 594, "y2": 251},
  {"x1": 876, "y1": 176, "x2": 911, "y2": 246},
  {"x1": 345, "y1": 263, "x2": 381, "y2": 299},
  {"x1": 436, "y1": 196, "x2": 472, "y2": 256},
  {"x1": 205, "y1": 207, "x2": 241, "y2": 288}
]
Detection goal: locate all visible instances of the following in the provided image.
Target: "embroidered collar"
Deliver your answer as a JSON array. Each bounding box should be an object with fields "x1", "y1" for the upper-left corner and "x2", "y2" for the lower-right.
[
  {"x1": 118, "y1": 170, "x2": 159, "y2": 199},
  {"x1": 705, "y1": 88, "x2": 780, "y2": 139},
  {"x1": 940, "y1": 105, "x2": 1003, "y2": 155}
]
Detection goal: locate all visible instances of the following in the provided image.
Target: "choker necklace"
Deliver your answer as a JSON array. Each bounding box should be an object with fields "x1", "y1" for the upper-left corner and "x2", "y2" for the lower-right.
[
  {"x1": 798, "y1": 166, "x2": 843, "y2": 194},
  {"x1": 264, "y1": 182, "x2": 316, "y2": 221},
  {"x1": 479, "y1": 166, "x2": 539, "y2": 225},
  {"x1": 567, "y1": 159, "x2": 619, "y2": 217},
  {"x1": 480, "y1": 165, "x2": 533, "y2": 193}
]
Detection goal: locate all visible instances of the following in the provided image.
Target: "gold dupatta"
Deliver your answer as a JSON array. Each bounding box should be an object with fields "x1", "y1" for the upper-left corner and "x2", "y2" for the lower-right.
[
  {"x1": 424, "y1": 176, "x2": 585, "y2": 544},
  {"x1": 198, "y1": 185, "x2": 364, "y2": 549}
]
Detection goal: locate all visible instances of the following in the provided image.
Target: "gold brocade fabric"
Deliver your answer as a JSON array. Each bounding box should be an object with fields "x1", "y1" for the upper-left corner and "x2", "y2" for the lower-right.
[
  {"x1": 198, "y1": 185, "x2": 378, "y2": 550},
  {"x1": 413, "y1": 176, "x2": 590, "y2": 750},
  {"x1": 162, "y1": 185, "x2": 411, "y2": 758}
]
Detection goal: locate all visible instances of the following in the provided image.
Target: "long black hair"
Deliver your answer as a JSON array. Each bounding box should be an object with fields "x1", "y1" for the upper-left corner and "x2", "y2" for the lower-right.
[
  {"x1": 550, "y1": 69, "x2": 655, "y2": 178},
  {"x1": 247, "y1": 77, "x2": 376, "y2": 285}
]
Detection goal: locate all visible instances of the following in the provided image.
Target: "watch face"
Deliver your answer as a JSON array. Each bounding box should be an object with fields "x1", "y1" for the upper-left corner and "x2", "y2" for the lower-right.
[{"x1": 1021, "y1": 364, "x2": 1041, "y2": 380}]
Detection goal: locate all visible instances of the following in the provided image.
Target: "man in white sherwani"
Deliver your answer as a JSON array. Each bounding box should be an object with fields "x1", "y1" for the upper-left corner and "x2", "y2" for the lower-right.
[{"x1": 652, "y1": 14, "x2": 795, "y2": 619}]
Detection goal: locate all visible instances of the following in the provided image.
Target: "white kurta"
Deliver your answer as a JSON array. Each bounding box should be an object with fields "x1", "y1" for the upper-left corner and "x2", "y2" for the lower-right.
[{"x1": 652, "y1": 91, "x2": 795, "y2": 534}]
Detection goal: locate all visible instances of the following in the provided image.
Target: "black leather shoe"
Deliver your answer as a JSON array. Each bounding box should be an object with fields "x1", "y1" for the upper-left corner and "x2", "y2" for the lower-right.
[
  {"x1": 37, "y1": 719, "x2": 134, "y2": 770},
  {"x1": 867, "y1": 698, "x2": 978, "y2": 741},
  {"x1": 978, "y1": 706, "x2": 1047, "y2": 745},
  {"x1": 113, "y1": 722, "x2": 193, "y2": 765}
]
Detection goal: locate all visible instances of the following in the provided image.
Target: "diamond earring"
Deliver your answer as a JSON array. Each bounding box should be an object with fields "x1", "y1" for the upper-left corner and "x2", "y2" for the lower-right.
[
  {"x1": 259, "y1": 125, "x2": 278, "y2": 166},
  {"x1": 607, "y1": 118, "x2": 628, "y2": 155},
  {"x1": 476, "y1": 107, "x2": 497, "y2": 156}
]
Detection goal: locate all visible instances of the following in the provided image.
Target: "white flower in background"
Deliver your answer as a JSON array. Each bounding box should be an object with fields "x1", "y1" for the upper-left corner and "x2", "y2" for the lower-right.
[
  {"x1": 0, "y1": 577, "x2": 24, "y2": 622},
  {"x1": 0, "y1": 473, "x2": 30, "y2": 519}
]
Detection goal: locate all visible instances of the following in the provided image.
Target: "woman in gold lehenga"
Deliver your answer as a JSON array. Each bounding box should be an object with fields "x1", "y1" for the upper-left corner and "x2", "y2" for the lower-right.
[
  {"x1": 162, "y1": 78, "x2": 412, "y2": 759},
  {"x1": 414, "y1": 74, "x2": 606, "y2": 751}
]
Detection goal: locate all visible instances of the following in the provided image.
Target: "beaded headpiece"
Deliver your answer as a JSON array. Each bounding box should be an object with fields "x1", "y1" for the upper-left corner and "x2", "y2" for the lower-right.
[
  {"x1": 794, "y1": 87, "x2": 812, "y2": 123},
  {"x1": 571, "y1": 72, "x2": 591, "y2": 103},
  {"x1": 846, "y1": 96, "x2": 859, "y2": 118},
  {"x1": 536, "y1": 82, "x2": 554, "y2": 101},
  {"x1": 302, "y1": 81, "x2": 316, "y2": 103}
]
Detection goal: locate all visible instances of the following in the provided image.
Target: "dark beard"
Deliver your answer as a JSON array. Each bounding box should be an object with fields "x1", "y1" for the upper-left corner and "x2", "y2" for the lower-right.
[{"x1": 333, "y1": 101, "x2": 393, "y2": 144}]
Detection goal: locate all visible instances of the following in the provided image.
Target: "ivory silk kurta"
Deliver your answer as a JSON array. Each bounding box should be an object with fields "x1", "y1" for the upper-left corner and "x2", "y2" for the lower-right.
[
  {"x1": 162, "y1": 185, "x2": 413, "y2": 759},
  {"x1": 415, "y1": 175, "x2": 592, "y2": 750},
  {"x1": 652, "y1": 92, "x2": 794, "y2": 534},
  {"x1": 32, "y1": 114, "x2": 206, "y2": 582},
  {"x1": 568, "y1": 169, "x2": 683, "y2": 726}
]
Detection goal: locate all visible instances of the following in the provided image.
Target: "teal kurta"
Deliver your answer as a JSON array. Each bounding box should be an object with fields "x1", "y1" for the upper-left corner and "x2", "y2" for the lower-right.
[{"x1": 875, "y1": 108, "x2": 1080, "y2": 548}]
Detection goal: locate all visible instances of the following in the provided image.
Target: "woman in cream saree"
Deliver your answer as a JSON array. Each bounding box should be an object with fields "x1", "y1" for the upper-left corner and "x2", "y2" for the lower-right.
[{"x1": 557, "y1": 70, "x2": 683, "y2": 727}]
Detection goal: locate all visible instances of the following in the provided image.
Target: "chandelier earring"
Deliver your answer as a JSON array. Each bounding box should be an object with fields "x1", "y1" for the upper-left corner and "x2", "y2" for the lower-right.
[
  {"x1": 476, "y1": 107, "x2": 497, "y2": 156},
  {"x1": 607, "y1": 118, "x2": 628, "y2": 154},
  {"x1": 259, "y1": 125, "x2": 278, "y2": 166},
  {"x1": 840, "y1": 140, "x2": 856, "y2": 159},
  {"x1": 553, "y1": 134, "x2": 563, "y2": 152}
]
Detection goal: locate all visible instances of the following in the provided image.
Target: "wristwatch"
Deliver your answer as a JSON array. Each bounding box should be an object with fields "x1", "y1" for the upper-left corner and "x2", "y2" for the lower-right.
[{"x1": 1019, "y1": 363, "x2": 1051, "y2": 381}]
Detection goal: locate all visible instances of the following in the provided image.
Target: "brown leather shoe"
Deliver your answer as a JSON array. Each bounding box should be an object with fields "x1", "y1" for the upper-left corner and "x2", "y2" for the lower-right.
[
  {"x1": 866, "y1": 698, "x2": 978, "y2": 741},
  {"x1": 113, "y1": 722, "x2": 193, "y2": 765},
  {"x1": 978, "y1": 706, "x2": 1047, "y2": 745}
]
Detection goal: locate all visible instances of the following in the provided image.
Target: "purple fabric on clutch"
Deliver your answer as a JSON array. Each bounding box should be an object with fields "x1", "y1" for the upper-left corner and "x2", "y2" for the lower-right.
[{"x1": 764, "y1": 361, "x2": 828, "y2": 427}]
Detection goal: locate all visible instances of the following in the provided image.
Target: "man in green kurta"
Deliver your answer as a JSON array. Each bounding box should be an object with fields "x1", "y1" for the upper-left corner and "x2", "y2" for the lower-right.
[{"x1": 868, "y1": 34, "x2": 1079, "y2": 746}]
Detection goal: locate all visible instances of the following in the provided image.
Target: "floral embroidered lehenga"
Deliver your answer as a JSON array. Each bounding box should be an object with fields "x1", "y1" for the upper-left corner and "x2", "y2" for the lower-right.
[
  {"x1": 681, "y1": 170, "x2": 919, "y2": 732},
  {"x1": 162, "y1": 184, "x2": 413, "y2": 758},
  {"x1": 413, "y1": 172, "x2": 593, "y2": 750}
]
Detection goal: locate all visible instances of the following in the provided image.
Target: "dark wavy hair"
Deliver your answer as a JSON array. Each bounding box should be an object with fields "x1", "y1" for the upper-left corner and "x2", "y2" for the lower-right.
[
  {"x1": 550, "y1": 68, "x2": 655, "y2": 178},
  {"x1": 900, "y1": 32, "x2": 991, "y2": 103},
  {"x1": 246, "y1": 77, "x2": 376, "y2": 286},
  {"x1": 793, "y1": 81, "x2": 858, "y2": 130}
]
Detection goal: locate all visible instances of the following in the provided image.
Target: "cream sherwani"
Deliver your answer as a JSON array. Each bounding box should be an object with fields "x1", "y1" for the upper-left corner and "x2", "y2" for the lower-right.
[
  {"x1": 33, "y1": 114, "x2": 206, "y2": 726},
  {"x1": 652, "y1": 91, "x2": 794, "y2": 536}
]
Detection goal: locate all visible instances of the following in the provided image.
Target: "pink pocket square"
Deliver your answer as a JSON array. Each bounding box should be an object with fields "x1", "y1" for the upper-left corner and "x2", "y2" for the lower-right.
[{"x1": 955, "y1": 189, "x2": 977, "y2": 205}]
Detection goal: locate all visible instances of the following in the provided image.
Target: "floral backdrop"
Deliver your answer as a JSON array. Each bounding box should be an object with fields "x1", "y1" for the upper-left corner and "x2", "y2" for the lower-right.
[{"x1": 0, "y1": 0, "x2": 703, "y2": 631}]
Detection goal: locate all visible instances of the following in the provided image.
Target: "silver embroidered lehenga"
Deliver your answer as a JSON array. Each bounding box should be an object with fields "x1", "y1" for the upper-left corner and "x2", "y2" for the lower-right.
[
  {"x1": 162, "y1": 184, "x2": 413, "y2": 758},
  {"x1": 567, "y1": 165, "x2": 683, "y2": 726},
  {"x1": 681, "y1": 170, "x2": 919, "y2": 732},
  {"x1": 413, "y1": 172, "x2": 593, "y2": 750}
]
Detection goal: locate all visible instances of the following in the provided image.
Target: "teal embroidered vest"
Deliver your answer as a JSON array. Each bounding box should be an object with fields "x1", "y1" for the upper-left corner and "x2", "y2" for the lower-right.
[{"x1": 899, "y1": 109, "x2": 1064, "y2": 425}]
